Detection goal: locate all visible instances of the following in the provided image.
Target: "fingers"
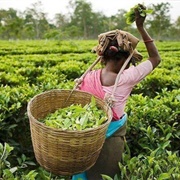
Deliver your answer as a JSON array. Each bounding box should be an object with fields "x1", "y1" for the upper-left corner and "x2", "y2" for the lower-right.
[
  {"x1": 134, "y1": 4, "x2": 147, "y2": 24},
  {"x1": 134, "y1": 4, "x2": 146, "y2": 17},
  {"x1": 74, "y1": 77, "x2": 83, "y2": 89},
  {"x1": 138, "y1": 3, "x2": 146, "y2": 10}
]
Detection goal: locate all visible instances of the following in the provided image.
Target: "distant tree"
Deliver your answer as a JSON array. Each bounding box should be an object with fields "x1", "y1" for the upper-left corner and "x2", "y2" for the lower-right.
[
  {"x1": 68, "y1": 0, "x2": 94, "y2": 38},
  {"x1": 44, "y1": 13, "x2": 69, "y2": 40},
  {"x1": 0, "y1": 8, "x2": 23, "y2": 39},
  {"x1": 175, "y1": 16, "x2": 180, "y2": 29},
  {"x1": 90, "y1": 12, "x2": 109, "y2": 38},
  {"x1": 24, "y1": 1, "x2": 50, "y2": 39},
  {"x1": 1, "y1": 0, "x2": 180, "y2": 40},
  {"x1": 54, "y1": 13, "x2": 69, "y2": 29},
  {"x1": 168, "y1": 16, "x2": 180, "y2": 41},
  {"x1": 112, "y1": 9, "x2": 128, "y2": 30},
  {"x1": 147, "y1": 2, "x2": 172, "y2": 40}
]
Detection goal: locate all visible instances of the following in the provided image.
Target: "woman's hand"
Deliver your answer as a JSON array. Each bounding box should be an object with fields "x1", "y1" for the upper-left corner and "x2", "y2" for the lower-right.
[
  {"x1": 134, "y1": 4, "x2": 161, "y2": 69},
  {"x1": 74, "y1": 77, "x2": 83, "y2": 90},
  {"x1": 134, "y1": 4, "x2": 146, "y2": 29}
]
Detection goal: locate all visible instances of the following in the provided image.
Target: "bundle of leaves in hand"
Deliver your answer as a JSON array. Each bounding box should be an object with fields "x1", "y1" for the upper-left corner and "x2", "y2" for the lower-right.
[
  {"x1": 124, "y1": 4, "x2": 153, "y2": 24},
  {"x1": 40, "y1": 96, "x2": 107, "y2": 131}
]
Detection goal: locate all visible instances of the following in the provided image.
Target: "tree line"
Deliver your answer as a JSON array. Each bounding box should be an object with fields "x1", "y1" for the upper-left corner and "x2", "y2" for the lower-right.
[{"x1": 0, "y1": 0, "x2": 180, "y2": 41}]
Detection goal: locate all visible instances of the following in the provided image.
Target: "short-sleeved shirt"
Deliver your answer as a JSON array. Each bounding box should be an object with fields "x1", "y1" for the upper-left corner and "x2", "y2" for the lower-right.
[{"x1": 80, "y1": 60, "x2": 153, "y2": 119}]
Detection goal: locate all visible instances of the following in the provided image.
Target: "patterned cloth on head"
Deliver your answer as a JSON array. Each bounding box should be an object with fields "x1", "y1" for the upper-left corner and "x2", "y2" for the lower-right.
[{"x1": 93, "y1": 29, "x2": 143, "y2": 62}]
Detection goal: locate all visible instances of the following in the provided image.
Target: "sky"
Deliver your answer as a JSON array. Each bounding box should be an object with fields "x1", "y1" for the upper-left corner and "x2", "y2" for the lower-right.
[{"x1": 0, "y1": 0, "x2": 180, "y2": 22}]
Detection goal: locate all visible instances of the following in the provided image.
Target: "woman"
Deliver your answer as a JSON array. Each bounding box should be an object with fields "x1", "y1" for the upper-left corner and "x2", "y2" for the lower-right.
[{"x1": 73, "y1": 4, "x2": 161, "y2": 180}]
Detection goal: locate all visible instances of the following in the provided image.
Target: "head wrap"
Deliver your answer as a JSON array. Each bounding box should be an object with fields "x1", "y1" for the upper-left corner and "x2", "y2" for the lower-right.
[{"x1": 93, "y1": 29, "x2": 143, "y2": 62}]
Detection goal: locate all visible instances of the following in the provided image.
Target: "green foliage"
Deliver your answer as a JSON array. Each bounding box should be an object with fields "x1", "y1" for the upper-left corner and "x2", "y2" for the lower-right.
[
  {"x1": 125, "y1": 89, "x2": 180, "y2": 155},
  {"x1": 0, "y1": 142, "x2": 36, "y2": 179},
  {"x1": 146, "y1": 2, "x2": 172, "y2": 40},
  {"x1": 41, "y1": 96, "x2": 107, "y2": 130},
  {"x1": 118, "y1": 143, "x2": 180, "y2": 180},
  {"x1": 0, "y1": 40, "x2": 179, "y2": 179},
  {"x1": 0, "y1": 1, "x2": 179, "y2": 40},
  {"x1": 124, "y1": 4, "x2": 153, "y2": 24},
  {"x1": 0, "y1": 143, "x2": 69, "y2": 179},
  {"x1": 102, "y1": 142, "x2": 180, "y2": 180},
  {"x1": 55, "y1": 60, "x2": 85, "y2": 80},
  {"x1": 0, "y1": 142, "x2": 14, "y2": 177}
]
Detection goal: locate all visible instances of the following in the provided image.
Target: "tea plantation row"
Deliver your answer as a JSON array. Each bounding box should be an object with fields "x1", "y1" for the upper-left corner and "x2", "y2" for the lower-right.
[{"x1": 0, "y1": 40, "x2": 179, "y2": 179}]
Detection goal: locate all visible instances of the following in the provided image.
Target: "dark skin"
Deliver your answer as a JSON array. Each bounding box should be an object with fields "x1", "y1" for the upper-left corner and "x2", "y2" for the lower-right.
[
  {"x1": 100, "y1": 4, "x2": 161, "y2": 87},
  {"x1": 101, "y1": 57, "x2": 127, "y2": 86}
]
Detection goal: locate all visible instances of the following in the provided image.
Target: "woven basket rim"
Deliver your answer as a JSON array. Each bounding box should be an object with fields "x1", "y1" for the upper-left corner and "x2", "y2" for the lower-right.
[{"x1": 27, "y1": 89, "x2": 112, "y2": 133}]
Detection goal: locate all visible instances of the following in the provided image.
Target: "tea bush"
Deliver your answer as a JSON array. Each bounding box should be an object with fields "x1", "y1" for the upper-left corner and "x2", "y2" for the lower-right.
[{"x1": 0, "y1": 40, "x2": 179, "y2": 179}]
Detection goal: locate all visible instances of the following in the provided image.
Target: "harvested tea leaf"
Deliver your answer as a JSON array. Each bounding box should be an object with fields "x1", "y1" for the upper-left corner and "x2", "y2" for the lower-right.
[
  {"x1": 40, "y1": 96, "x2": 107, "y2": 130},
  {"x1": 124, "y1": 4, "x2": 153, "y2": 24}
]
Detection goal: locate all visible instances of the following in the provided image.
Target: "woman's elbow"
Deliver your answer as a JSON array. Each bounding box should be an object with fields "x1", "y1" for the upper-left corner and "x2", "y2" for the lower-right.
[{"x1": 149, "y1": 56, "x2": 161, "y2": 69}]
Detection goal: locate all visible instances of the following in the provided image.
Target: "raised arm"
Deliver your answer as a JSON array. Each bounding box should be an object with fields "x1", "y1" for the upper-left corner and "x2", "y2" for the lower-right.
[{"x1": 135, "y1": 5, "x2": 161, "y2": 69}]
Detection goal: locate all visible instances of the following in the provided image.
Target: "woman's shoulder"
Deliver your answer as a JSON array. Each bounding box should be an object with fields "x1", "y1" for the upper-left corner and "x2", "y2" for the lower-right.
[
  {"x1": 84, "y1": 69, "x2": 102, "y2": 80},
  {"x1": 121, "y1": 60, "x2": 153, "y2": 85},
  {"x1": 124, "y1": 60, "x2": 153, "y2": 73}
]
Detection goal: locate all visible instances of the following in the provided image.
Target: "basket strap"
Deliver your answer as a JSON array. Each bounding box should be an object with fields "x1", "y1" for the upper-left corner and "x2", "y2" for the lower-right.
[
  {"x1": 73, "y1": 49, "x2": 134, "y2": 107},
  {"x1": 64, "y1": 56, "x2": 102, "y2": 105},
  {"x1": 112, "y1": 50, "x2": 134, "y2": 95},
  {"x1": 104, "y1": 49, "x2": 135, "y2": 107},
  {"x1": 80, "y1": 56, "x2": 102, "y2": 80},
  {"x1": 74, "y1": 56, "x2": 102, "y2": 89}
]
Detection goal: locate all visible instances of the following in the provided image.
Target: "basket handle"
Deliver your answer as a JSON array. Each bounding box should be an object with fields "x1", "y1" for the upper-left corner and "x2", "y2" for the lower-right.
[
  {"x1": 74, "y1": 56, "x2": 102, "y2": 89},
  {"x1": 73, "y1": 49, "x2": 134, "y2": 107},
  {"x1": 105, "y1": 49, "x2": 135, "y2": 107},
  {"x1": 64, "y1": 56, "x2": 102, "y2": 105}
]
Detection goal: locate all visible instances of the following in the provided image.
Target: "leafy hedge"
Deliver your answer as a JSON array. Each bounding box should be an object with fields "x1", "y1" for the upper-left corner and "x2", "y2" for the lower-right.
[{"x1": 0, "y1": 40, "x2": 179, "y2": 179}]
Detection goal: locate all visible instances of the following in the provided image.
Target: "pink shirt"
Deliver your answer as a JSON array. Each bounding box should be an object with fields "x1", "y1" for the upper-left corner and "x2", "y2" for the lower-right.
[{"x1": 80, "y1": 60, "x2": 153, "y2": 120}]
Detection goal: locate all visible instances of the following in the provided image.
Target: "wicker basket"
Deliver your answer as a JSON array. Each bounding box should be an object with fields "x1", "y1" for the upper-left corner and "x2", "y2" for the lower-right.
[{"x1": 27, "y1": 89, "x2": 112, "y2": 176}]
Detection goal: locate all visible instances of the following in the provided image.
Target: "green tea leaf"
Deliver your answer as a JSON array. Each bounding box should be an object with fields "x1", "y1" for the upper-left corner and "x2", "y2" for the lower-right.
[
  {"x1": 124, "y1": 4, "x2": 153, "y2": 24},
  {"x1": 158, "y1": 173, "x2": 171, "y2": 180},
  {"x1": 101, "y1": 174, "x2": 113, "y2": 180},
  {"x1": 42, "y1": 96, "x2": 107, "y2": 131}
]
